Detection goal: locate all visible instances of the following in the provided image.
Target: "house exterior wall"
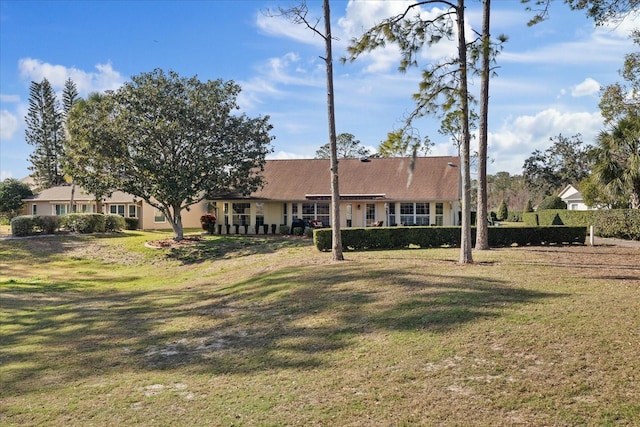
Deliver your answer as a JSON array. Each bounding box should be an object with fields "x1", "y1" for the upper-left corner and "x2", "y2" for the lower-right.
[
  {"x1": 566, "y1": 201, "x2": 593, "y2": 211},
  {"x1": 137, "y1": 201, "x2": 208, "y2": 230},
  {"x1": 208, "y1": 199, "x2": 460, "y2": 233},
  {"x1": 22, "y1": 199, "x2": 208, "y2": 231}
]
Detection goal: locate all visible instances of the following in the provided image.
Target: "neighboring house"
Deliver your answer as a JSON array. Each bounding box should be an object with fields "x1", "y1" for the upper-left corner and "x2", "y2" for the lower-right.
[
  {"x1": 558, "y1": 184, "x2": 595, "y2": 211},
  {"x1": 21, "y1": 156, "x2": 462, "y2": 231},
  {"x1": 22, "y1": 185, "x2": 206, "y2": 230},
  {"x1": 209, "y1": 156, "x2": 462, "y2": 229}
]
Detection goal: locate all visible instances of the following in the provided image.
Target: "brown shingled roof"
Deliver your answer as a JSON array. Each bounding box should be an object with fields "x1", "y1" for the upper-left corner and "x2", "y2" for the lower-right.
[
  {"x1": 25, "y1": 185, "x2": 137, "y2": 203},
  {"x1": 248, "y1": 156, "x2": 460, "y2": 201}
]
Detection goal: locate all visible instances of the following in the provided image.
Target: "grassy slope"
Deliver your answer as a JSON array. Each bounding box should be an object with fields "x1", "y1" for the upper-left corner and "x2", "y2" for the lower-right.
[{"x1": 1, "y1": 231, "x2": 639, "y2": 426}]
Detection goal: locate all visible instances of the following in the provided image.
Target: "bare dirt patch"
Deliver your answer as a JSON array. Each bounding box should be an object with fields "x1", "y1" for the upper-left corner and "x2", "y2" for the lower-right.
[{"x1": 144, "y1": 236, "x2": 202, "y2": 249}]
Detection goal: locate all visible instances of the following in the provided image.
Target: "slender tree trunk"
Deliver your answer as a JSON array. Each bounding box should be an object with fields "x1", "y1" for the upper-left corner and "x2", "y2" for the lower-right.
[
  {"x1": 457, "y1": 0, "x2": 473, "y2": 264},
  {"x1": 324, "y1": 0, "x2": 344, "y2": 261},
  {"x1": 475, "y1": 0, "x2": 491, "y2": 251},
  {"x1": 70, "y1": 180, "x2": 76, "y2": 214},
  {"x1": 170, "y1": 204, "x2": 184, "y2": 241}
]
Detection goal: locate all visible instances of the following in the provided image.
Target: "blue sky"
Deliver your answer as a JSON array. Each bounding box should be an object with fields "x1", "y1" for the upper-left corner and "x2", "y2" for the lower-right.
[{"x1": 1, "y1": 0, "x2": 638, "y2": 181}]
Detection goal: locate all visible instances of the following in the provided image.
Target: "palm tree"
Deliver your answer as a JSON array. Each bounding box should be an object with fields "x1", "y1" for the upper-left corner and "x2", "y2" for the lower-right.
[{"x1": 590, "y1": 116, "x2": 640, "y2": 209}]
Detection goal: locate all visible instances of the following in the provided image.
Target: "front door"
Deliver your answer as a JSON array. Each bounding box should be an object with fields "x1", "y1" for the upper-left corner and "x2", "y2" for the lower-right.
[{"x1": 366, "y1": 203, "x2": 376, "y2": 226}]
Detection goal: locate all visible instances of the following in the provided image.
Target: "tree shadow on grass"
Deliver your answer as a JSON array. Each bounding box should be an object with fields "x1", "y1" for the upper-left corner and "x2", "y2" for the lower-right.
[{"x1": 0, "y1": 262, "x2": 562, "y2": 398}]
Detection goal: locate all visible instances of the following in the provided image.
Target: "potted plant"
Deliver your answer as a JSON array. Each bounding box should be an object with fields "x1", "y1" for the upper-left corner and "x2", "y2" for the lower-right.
[
  {"x1": 263, "y1": 224, "x2": 269, "y2": 234},
  {"x1": 200, "y1": 214, "x2": 216, "y2": 235},
  {"x1": 271, "y1": 224, "x2": 277, "y2": 234}
]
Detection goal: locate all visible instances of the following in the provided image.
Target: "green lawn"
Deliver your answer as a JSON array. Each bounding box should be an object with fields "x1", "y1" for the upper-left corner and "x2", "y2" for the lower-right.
[{"x1": 1, "y1": 231, "x2": 639, "y2": 426}]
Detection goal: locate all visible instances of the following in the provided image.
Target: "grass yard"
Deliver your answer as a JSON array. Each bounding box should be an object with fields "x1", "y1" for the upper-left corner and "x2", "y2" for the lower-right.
[{"x1": 1, "y1": 231, "x2": 639, "y2": 426}]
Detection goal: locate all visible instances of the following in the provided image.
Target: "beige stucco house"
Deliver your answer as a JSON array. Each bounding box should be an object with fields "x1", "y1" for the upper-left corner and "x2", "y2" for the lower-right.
[
  {"x1": 22, "y1": 156, "x2": 462, "y2": 232},
  {"x1": 22, "y1": 186, "x2": 206, "y2": 230},
  {"x1": 209, "y1": 156, "x2": 462, "y2": 230}
]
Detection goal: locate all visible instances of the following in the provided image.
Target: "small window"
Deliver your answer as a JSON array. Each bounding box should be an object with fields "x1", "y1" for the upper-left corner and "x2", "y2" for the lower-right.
[
  {"x1": 154, "y1": 208, "x2": 166, "y2": 223},
  {"x1": 282, "y1": 203, "x2": 288, "y2": 226},
  {"x1": 128, "y1": 205, "x2": 137, "y2": 218},
  {"x1": 32, "y1": 204, "x2": 37, "y2": 215},
  {"x1": 55, "y1": 204, "x2": 68, "y2": 215},
  {"x1": 435, "y1": 202, "x2": 444, "y2": 226},
  {"x1": 109, "y1": 205, "x2": 125, "y2": 217},
  {"x1": 256, "y1": 202, "x2": 265, "y2": 227}
]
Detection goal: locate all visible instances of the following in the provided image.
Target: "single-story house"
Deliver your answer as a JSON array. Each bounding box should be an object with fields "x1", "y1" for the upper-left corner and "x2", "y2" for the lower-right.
[
  {"x1": 558, "y1": 184, "x2": 595, "y2": 211},
  {"x1": 209, "y1": 156, "x2": 462, "y2": 229},
  {"x1": 22, "y1": 156, "x2": 462, "y2": 231},
  {"x1": 22, "y1": 185, "x2": 205, "y2": 230}
]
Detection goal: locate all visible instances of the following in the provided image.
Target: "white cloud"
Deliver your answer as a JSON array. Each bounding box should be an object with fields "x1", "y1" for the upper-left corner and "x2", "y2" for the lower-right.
[
  {"x1": 571, "y1": 78, "x2": 601, "y2": 97},
  {"x1": 0, "y1": 94, "x2": 20, "y2": 103},
  {"x1": 238, "y1": 52, "x2": 326, "y2": 111},
  {"x1": 0, "y1": 110, "x2": 19, "y2": 140},
  {"x1": 18, "y1": 58, "x2": 125, "y2": 96},
  {"x1": 338, "y1": 1, "x2": 460, "y2": 73},
  {"x1": 255, "y1": 9, "x2": 325, "y2": 48},
  {"x1": 269, "y1": 150, "x2": 306, "y2": 160},
  {"x1": 488, "y1": 108, "x2": 603, "y2": 174},
  {"x1": 599, "y1": 11, "x2": 640, "y2": 38}
]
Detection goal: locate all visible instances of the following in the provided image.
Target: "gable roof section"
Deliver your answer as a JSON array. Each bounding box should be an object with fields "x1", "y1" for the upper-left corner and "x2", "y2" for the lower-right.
[
  {"x1": 25, "y1": 185, "x2": 136, "y2": 204},
  {"x1": 558, "y1": 184, "x2": 583, "y2": 203},
  {"x1": 247, "y1": 156, "x2": 461, "y2": 201}
]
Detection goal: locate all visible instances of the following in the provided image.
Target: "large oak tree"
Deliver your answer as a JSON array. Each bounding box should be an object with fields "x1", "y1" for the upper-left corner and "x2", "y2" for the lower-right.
[{"x1": 67, "y1": 69, "x2": 273, "y2": 240}]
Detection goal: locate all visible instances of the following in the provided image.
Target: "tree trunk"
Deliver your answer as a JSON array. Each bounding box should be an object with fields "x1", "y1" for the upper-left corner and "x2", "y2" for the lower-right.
[
  {"x1": 169, "y1": 204, "x2": 184, "y2": 241},
  {"x1": 457, "y1": 0, "x2": 473, "y2": 264},
  {"x1": 323, "y1": 0, "x2": 344, "y2": 261},
  {"x1": 70, "y1": 180, "x2": 76, "y2": 214},
  {"x1": 475, "y1": 0, "x2": 491, "y2": 251}
]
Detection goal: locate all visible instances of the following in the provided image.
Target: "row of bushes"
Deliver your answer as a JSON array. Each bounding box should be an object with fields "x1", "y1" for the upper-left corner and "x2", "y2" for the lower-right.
[
  {"x1": 523, "y1": 209, "x2": 640, "y2": 240},
  {"x1": 313, "y1": 226, "x2": 587, "y2": 252},
  {"x1": 490, "y1": 211, "x2": 524, "y2": 223},
  {"x1": 10, "y1": 214, "x2": 128, "y2": 237}
]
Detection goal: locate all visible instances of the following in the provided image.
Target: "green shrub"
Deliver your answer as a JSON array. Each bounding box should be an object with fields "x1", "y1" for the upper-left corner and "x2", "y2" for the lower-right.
[
  {"x1": 34, "y1": 215, "x2": 61, "y2": 234},
  {"x1": 62, "y1": 214, "x2": 106, "y2": 233},
  {"x1": 538, "y1": 195, "x2": 567, "y2": 210},
  {"x1": 314, "y1": 226, "x2": 586, "y2": 252},
  {"x1": 10, "y1": 215, "x2": 36, "y2": 236},
  {"x1": 279, "y1": 225, "x2": 290, "y2": 235},
  {"x1": 497, "y1": 200, "x2": 509, "y2": 221},
  {"x1": 293, "y1": 227, "x2": 304, "y2": 236},
  {"x1": 523, "y1": 209, "x2": 640, "y2": 240},
  {"x1": 124, "y1": 217, "x2": 139, "y2": 230},
  {"x1": 524, "y1": 200, "x2": 534, "y2": 213},
  {"x1": 507, "y1": 211, "x2": 523, "y2": 222},
  {"x1": 105, "y1": 214, "x2": 125, "y2": 232}
]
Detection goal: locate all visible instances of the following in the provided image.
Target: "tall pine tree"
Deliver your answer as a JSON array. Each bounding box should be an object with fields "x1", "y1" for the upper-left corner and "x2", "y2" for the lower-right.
[{"x1": 25, "y1": 78, "x2": 65, "y2": 189}]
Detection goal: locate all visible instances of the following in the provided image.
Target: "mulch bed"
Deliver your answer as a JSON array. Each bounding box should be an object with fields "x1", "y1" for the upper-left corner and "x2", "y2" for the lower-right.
[{"x1": 145, "y1": 236, "x2": 202, "y2": 249}]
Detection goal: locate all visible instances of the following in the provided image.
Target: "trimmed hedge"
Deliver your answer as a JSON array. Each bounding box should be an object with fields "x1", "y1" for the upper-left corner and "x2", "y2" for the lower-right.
[
  {"x1": 313, "y1": 226, "x2": 587, "y2": 252},
  {"x1": 11, "y1": 215, "x2": 63, "y2": 236},
  {"x1": 524, "y1": 209, "x2": 640, "y2": 240},
  {"x1": 61, "y1": 214, "x2": 107, "y2": 233},
  {"x1": 10, "y1": 215, "x2": 37, "y2": 237},
  {"x1": 105, "y1": 214, "x2": 126, "y2": 232},
  {"x1": 10, "y1": 214, "x2": 125, "y2": 236},
  {"x1": 124, "y1": 217, "x2": 139, "y2": 230}
]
